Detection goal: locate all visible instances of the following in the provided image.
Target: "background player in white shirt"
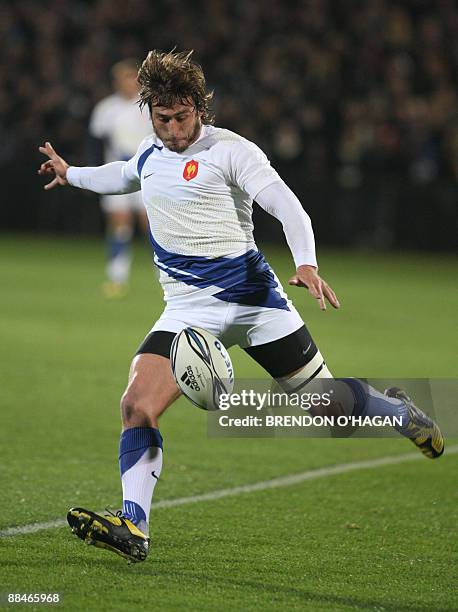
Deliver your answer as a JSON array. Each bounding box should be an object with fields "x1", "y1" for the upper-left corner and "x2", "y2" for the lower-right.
[
  {"x1": 89, "y1": 59, "x2": 153, "y2": 297},
  {"x1": 38, "y1": 50, "x2": 444, "y2": 563}
]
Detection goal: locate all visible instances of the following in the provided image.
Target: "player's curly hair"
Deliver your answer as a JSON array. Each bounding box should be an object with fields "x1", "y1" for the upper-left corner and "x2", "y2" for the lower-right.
[{"x1": 137, "y1": 49, "x2": 214, "y2": 124}]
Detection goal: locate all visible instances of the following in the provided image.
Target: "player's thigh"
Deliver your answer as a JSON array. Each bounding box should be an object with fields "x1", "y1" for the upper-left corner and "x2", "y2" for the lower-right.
[
  {"x1": 121, "y1": 353, "x2": 180, "y2": 423},
  {"x1": 108, "y1": 209, "x2": 133, "y2": 228},
  {"x1": 243, "y1": 324, "x2": 319, "y2": 378}
]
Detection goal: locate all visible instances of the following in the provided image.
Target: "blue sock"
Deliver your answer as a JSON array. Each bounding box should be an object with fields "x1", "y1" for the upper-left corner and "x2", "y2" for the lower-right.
[
  {"x1": 119, "y1": 427, "x2": 163, "y2": 535},
  {"x1": 341, "y1": 378, "x2": 409, "y2": 430},
  {"x1": 107, "y1": 226, "x2": 133, "y2": 284}
]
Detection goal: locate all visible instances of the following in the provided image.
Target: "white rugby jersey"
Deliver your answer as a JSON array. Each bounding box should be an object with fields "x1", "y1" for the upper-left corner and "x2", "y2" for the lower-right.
[
  {"x1": 89, "y1": 94, "x2": 153, "y2": 162},
  {"x1": 68, "y1": 124, "x2": 317, "y2": 308}
]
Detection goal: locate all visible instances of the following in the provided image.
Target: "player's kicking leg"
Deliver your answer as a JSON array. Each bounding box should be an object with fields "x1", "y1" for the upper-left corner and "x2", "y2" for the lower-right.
[
  {"x1": 244, "y1": 326, "x2": 444, "y2": 458},
  {"x1": 68, "y1": 332, "x2": 180, "y2": 562}
]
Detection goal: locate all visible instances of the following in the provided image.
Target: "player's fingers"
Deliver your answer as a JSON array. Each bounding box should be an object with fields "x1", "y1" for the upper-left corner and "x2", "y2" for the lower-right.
[
  {"x1": 38, "y1": 146, "x2": 51, "y2": 158},
  {"x1": 288, "y1": 276, "x2": 299, "y2": 285},
  {"x1": 307, "y1": 278, "x2": 322, "y2": 299},
  {"x1": 44, "y1": 141, "x2": 58, "y2": 158},
  {"x1": 311, "y1": 287, "x2": 325, "y2": 310},
  {"x1": 39, "y1": 142, "x2": 57, "y2": 160},
  {"x1": 312, "y1": 280, "x2": 327, "y2": 310},
  {"x1": 44, "y1": 177, "x2": 59, "y2": 190},
  {"x1": 38, "y1": 160, "x2": 53, "y2": 174},
  {"x1": 308, "y1": 281, "x2": 326, "y2": 310},
  {"x1": 323, "y1": 284, "x2": 340, "y2": 309}
]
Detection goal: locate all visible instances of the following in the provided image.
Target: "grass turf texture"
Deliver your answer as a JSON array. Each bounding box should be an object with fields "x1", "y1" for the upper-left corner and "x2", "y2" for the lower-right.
[{"x1": 1, "y1": 235, "x2": 457, "y2": 611}]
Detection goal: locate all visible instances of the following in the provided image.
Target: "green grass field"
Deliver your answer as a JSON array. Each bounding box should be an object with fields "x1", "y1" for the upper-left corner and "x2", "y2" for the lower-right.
[{"x1": 1, "y1": 235, "x2": 457, "y2": 611}]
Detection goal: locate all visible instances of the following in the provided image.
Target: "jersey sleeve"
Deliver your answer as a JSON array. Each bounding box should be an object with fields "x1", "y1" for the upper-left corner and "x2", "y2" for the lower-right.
[
  {"x1": 255, "y1": 181, "x2": 318, "y2": 269},
  {"x1": 229, "y1": 140, "x2": 281, "y2": 200},
  {"x1": 67, "y1": 161, "x2": 140, "y2": 194},
  {"x1": 66, "y1": 136, "x2": 153, "y2": 194}
]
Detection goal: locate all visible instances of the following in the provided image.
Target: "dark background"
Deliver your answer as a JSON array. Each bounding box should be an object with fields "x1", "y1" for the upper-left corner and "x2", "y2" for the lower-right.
[{"x1": 1, "y1": 0, "x2": 457, "y2": 250}]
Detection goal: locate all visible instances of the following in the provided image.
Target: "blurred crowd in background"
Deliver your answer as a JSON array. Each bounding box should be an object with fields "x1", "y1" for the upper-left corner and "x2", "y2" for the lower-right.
[{"x1": 1, "y1": 0, "x2": 456, "y2": 250}]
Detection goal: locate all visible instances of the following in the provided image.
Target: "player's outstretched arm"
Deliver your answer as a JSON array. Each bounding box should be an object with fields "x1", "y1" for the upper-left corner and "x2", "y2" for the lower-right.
[
  {"x1": 38, "y1": 141, "x2": 141, "y2": 195},
  {"x1": 256, "y1": 181, "x2": 340, "y2": 311},
  {"x1": 38, "y1": 142, "x2": 69, "y2": 190},
  {"x1": 229, "y1": 141, "x2": 339, "y2": 311}
]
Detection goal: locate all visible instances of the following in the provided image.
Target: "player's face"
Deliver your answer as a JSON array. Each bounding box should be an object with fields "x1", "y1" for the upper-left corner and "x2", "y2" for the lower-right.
[
  {"x1": 113, "y1": 69, "x2": 139, "y2": 99},
  {"x1": 151, "y1": 102, "x2": 202, "y2": 153}
]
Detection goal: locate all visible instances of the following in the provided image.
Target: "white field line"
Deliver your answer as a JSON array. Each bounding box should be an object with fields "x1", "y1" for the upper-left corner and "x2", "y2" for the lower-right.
[{"x1": 2, "y1": 445, "x2": 457, "y2": 538}]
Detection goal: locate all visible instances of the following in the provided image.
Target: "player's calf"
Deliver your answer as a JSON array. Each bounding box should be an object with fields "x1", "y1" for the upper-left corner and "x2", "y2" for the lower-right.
[{"x1": 278, "y1": 361, "x2": 444, "y2": 456}]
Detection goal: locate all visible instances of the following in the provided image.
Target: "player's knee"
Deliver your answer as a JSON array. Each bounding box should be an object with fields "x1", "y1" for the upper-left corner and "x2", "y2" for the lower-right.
[
  {"x1": 120, "y1": 388, "x2": 153, "y2": 427},
  {"x1": 275, "y1": 355, "x2": 336, "y2": 415},
  {"x1": 277, "y1": 360, "x2": 357, "y2": 420},
  {"x1": 278, "y1": 351, "x2": 333, "y2": 393}
]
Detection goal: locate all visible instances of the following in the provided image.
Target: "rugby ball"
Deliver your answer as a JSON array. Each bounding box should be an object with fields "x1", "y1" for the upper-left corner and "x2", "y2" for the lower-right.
[{"x1": 170, "y1": 327, "x2": 234, "y2": 410}]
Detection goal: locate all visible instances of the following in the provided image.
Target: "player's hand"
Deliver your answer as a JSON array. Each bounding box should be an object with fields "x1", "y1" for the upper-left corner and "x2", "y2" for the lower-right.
[
  {"x1": 288, "y1": 265, "x2": 340, "y2": 311},
  {"x1": 38, "y1": 141, "x2": 69, "y2": 190}
]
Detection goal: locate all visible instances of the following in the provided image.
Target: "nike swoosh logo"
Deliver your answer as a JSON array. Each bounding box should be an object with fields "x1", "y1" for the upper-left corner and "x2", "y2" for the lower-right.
[
  {"x1": 151, "y1": 471, "x2": 159, "y2": 480},
  {"x1": 143, "y1": 172, "x2": 154, "y2": 180},
  {"x1": 302, "y1": 341, "x2": 312, "y2": 355}
]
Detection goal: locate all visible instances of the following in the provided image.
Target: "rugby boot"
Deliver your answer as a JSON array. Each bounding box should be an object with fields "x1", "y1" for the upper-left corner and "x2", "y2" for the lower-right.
[
  {"x1": 385, "y1": 387, "x2": 444, "y2": 459},
  {"x1": 67, "y1": 507, "x2": 149, "y2": 563}
]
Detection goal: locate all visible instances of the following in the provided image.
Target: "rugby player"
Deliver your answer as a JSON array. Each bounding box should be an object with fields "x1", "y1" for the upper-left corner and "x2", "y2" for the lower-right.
[
  {"x1": 38, "y1": 50, "x2": 444, "y2": 563},
  {"x1": 88, "y1": 59, "x2": 153, "y2": 297}
]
